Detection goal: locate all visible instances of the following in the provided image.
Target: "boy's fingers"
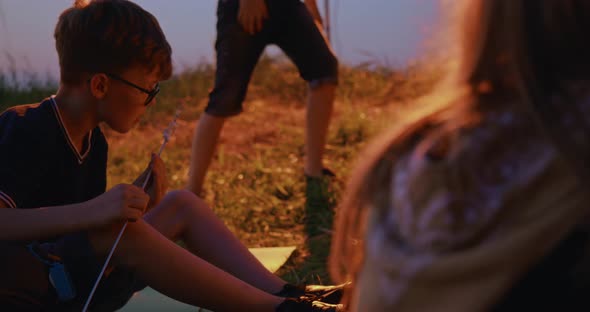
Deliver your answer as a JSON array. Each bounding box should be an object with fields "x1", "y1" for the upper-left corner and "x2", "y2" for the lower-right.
[
  {"x1": 128, "y1": 195, "x2": 148, "y2": 209},
  {"x1": 261, "y1": 3, "x2": 268, "y2": 18},
  {"x1": 125, "y1": 207, "x2": 143, "y2": 222},
  {"x1": 161, "y1": 175, "x2": 169, "y2": 194},
  {"x1": 152, "y1": 155, "x2": 164, "y2": 171},
  {"x1": 151, "y1": 163, "x2": 165, "y2": 190},
  {"x1": 123, "y1": 196, "x2": 146, "y2": 221},
  {"x1": 148, "y1": 175, "x2": 163, "y2": 202},
  {"x1": 125, "y1": 199, "x2": 148, "y2": 215},
  {"x1": 140, "y1": 155, "x2": 165, "y2": 200},
  {"x1": 126, "y1": 184, "x2": 146, "y2": 194},
  {"x1": 138, "y1": 174, "x2": 151, "y2": 189},
  {"x1": 127, "y1": 188, "x2": 150, "y2": 205},
  {"x1": 238, "y1": 13, "x2": 249, "y2": 34},
  {"x1": 152, "y1": 173, "x2": 166, "y2": 201},
  {"x1": 241, "y1": 20, "x2": 249, "y2": 34},
  {"x1": 255, "y1": 17, "x2": 262, "y2": 33},
  {"x1": 245, "y1": 19, "x2": 253, "y2": 34},
  {"x1": 248, "y1": 17, "x2": 256, "y2": 34}
]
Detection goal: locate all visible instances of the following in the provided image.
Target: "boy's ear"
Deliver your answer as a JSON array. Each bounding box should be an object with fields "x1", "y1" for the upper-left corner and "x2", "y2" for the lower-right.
[{"x1": 88, "y1": 73, "x2": 109, "y2": 99}]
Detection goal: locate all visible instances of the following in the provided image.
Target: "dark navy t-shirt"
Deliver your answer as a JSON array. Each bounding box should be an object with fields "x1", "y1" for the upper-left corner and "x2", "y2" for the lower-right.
[{"x1": 0, "y1": 97, "x2": 107, "y2": 211}]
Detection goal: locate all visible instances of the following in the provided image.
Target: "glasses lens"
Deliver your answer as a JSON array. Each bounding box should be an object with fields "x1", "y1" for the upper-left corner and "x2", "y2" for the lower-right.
[{"x1": 145, "y1": 85, "x2": 160, "y2": 106}]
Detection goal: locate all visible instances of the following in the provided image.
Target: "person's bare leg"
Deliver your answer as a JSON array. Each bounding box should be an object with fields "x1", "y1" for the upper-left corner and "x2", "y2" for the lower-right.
[
  {"x1": 305, "y1": 83, "x2": 336, "y2": 177},
  {"x1": 144, "y1": 190, "x2": 286, "y2": 294},
  {"x1": 88, "y1": 219, "x2": 283, "y2": 312},
  {"x1": 187, "y1": 113, "x2": 226, "y2": 196}
]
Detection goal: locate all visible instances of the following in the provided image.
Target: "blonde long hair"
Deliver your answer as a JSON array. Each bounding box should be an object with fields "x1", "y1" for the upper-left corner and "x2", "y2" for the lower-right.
[{"x1": 330, "y1": 0, "x2": 590, "y2": 307}]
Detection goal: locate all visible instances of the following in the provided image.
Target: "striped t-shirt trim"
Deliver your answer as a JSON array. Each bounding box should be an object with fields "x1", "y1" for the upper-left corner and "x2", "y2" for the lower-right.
[
  {"x1": 49, "y1": 96, "x2": 93, "y2": 165},
  {"x1": 0, "y1": 191, "x2": 17, "y2": 208}
]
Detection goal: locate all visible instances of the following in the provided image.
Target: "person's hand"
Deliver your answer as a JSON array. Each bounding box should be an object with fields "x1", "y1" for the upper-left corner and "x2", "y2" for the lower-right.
[
  {"x1": 88, "y1": 184, "x2": 150, "y2": 225},
  {"x1": 133, "y1": 153, "x2": 168, "y2": 210},
  {"x1": 238, "y1": 0, "x2": 268, "y2": 35}
]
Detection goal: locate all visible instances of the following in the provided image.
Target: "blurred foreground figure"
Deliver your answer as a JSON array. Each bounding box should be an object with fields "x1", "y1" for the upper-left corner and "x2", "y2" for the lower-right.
[{"x1": 330, "y1": 1, "x2": 590, "y2": 311}]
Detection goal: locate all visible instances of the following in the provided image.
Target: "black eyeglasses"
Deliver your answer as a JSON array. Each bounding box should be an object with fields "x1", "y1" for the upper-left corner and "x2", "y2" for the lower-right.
[{"x1": 105, "y1": 73, "x2": 160, "y2": 106}]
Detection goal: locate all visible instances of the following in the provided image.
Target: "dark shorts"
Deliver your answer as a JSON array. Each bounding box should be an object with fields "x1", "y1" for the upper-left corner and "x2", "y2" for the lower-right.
[
  {"x1": 206, "y1": 0, "x2": 339, "y2": 117},
  {"x1": 0, "y1": 232, "x2": 146, "y2": 311}
]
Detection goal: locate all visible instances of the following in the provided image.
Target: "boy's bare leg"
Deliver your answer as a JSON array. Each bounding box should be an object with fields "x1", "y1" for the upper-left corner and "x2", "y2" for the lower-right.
[
  {"x1": 305, "y1": 83, "x2": 336, "y2": 177},
  {"x1": 187, "y1": 113, "x2": 226, "y2": 196},
  {"x1": 88, "y1": 213, "x2": 283, "y2": 311},
  {"x1": 143, "y1": 190, "x2": 286, "y2": 293}
]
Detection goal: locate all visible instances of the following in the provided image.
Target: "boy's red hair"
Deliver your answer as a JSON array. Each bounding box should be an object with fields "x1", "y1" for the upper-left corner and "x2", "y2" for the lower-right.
[{"x1": 55, "y1": 0, "x2": 172, "y2": 85}]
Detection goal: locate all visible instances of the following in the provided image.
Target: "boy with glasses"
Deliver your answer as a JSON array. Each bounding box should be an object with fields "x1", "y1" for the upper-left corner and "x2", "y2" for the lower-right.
[
  {"x1": 104, "y1": 73, "x2": 160, "y2": 106},
  {"x1": 0, "y1": 0, "x2": 343, "y2": 311}
]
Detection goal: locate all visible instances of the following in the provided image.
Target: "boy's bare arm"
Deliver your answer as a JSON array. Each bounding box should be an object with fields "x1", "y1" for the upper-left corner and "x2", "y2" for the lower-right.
[
  {"x1": 304, "y1": 0, "x2": 323, "y2": 26},
  {"x1": 0, "y1": 201, "x2": 100, "y2": 241},
  {"x1": 0, "y1": 184, "x2": 149, "y2": 241}
]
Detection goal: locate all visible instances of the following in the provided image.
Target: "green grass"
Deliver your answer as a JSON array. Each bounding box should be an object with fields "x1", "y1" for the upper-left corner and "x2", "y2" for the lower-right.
[
  {"x1": 1, "y1": 55, "x2": 437, "y2": 285},
  {"x1": 0, "y1": 74, "x2": 57, "y2": 109}
]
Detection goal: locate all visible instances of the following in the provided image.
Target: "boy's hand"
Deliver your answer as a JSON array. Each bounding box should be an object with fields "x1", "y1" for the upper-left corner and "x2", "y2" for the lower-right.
[
  {"x1": 90, "y1": 184, "x2": 149, "y2": 225},
  {"x1": 133, "y1": 154, "x2": 168, "y2": 210},
  {"x1": 238, "y1": 0, "x2": 268, "y2": 35}
]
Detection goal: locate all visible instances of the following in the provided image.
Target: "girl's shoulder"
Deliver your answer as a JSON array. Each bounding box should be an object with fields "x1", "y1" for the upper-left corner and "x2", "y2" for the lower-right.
[{"x1": 384, "y1": 105, "x2": 561, "y2": 252}]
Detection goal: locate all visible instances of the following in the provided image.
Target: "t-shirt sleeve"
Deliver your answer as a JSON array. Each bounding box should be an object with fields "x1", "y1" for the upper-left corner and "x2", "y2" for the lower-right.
[{"x1": 0, "y1": 112, "x2": 46, "y2": 209}]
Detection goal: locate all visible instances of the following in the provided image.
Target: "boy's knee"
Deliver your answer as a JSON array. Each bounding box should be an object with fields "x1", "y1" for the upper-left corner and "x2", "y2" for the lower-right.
[
  {"x1": 325, "y1": 53, "x2": 339, "y2": 75},
  {"x1": 166, "y1": 189, "x2": 198, "y2": 204},
  {"x1": 206, "y1": 78, "x2": 248, "y2": 117},
  {"x1": 308, "y1": 53, "x2": 339, "y2": 90},
  {"x1": 308, "y1": 57, "x2": 339, "y2": 90},
  {"x1": 162, "y1": 190, "x2": 208, "y2": 215}
]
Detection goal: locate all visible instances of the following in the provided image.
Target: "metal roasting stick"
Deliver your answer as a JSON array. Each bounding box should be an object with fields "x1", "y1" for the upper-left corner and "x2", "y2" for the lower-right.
[{"x1": 82, "y1": 107, "x2": 182, "y2": 312}]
